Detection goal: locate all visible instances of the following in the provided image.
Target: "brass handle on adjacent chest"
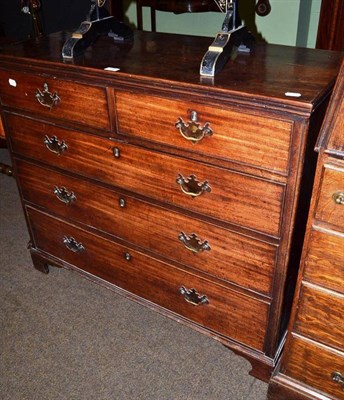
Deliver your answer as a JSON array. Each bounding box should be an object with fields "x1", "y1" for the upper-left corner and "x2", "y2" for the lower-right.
[
  {"x1": 175, "y1": 111, "x2": 213, "y2": 144},
  {"x1": 35, "y1": 83, "x2": 60, "y2": 109},
  {"x1": 179, "y1": 286, "x2": 209, "y2": 306},
  {"x1": 176, "y1": 174, "x2": 211, "y2": 198},
  {"x1": 331, "y1": 371, "x2": 344, "y2": 389},
  {"x1": 54, "y1": 186, "x2": 76, "y2": 204},
  {"x1": 332, "y1": 191, "x2": 344, "y2": 205},
  {"x1": 178, "y1": 232, "x2": 211, "y2": 253},
  {"x1": 44, "y1": 135, "x2": 68, "y2": 155},
  {"x1": 63, "y1": 235, "x2": 85, "y2": 253}
]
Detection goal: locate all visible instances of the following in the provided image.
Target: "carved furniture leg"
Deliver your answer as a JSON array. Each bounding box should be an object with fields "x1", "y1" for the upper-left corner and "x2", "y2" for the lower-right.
[{"x1": 0, "y1": 161, "x2": 14, "y2": 176}]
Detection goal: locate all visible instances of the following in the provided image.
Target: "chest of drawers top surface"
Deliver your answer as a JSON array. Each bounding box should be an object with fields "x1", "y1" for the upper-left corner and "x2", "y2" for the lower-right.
[{"x1": 0, "y1": 31, "x2": 341, "y2": 112}]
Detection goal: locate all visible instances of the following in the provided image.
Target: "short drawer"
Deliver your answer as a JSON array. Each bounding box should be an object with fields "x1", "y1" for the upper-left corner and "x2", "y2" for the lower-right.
[
  {"x1": 315, "y1": 165, "x2": 344, "y2": 229},
  {"x1": 304, "y1": 228, "x2": 344, "y2": 293},
  {"x1": 116, "y1": 91, "x2": 292, "y2": 174},
  {"x1": 8, "y1": 114, "x2": 285, "y2": 237},
  {"x1": 285, "y1": 335, "x2": 344, "y2": 400},
  {"x1": 27, "y1": 207, "x2": 269, "y2": 351},
  {"x1": 294, "y1": 283, "x2": 344, "y2": 350},
  {"x1": 16, "y1": 159, "x2": 277, "y2": 296},
  {"x1": 0, "y1": 70, "x2": 110, "y2": 130}
]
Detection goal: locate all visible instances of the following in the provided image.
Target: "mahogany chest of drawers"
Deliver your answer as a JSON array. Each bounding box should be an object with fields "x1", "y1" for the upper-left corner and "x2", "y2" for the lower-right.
[
  {"x1": 268, "y1": 60, "x2": 344, "y2": 399},
  {"x1": 0, "y1": 31, "x2": 342, "y2": 382}
]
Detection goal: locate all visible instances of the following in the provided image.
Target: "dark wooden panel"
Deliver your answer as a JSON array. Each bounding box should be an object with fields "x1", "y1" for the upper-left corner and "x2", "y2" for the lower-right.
[
  {"x1": 318, "y1": 59, "x2": 344, "y2": 155},
  {"x1": 316, "y1": 0, "x2": 344, "y2": 51}
]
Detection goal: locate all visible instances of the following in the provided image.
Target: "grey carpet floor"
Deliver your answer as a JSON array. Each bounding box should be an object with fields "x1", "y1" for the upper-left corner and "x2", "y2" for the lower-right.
[{"x1": 0, "y1": 149, "x2": 268, "y2": 400}]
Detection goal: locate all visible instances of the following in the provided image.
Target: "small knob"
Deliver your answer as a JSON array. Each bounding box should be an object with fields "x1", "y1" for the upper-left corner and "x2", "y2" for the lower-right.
[
  {"x1": 119, "y1": 198, "x2": 126, "y2": 208},
  {"x1": 124, "y1": 252, "x2": 131, "y2": 261},
  {"x1": 332, "y1": 191, "x2": 344, "y2": 205},
  {"x1": 331, "y1": 371, "x2": 344, "y2": 389},
  {"x1": 113, "y1": 147, "x2": 120, "y2": 158}
]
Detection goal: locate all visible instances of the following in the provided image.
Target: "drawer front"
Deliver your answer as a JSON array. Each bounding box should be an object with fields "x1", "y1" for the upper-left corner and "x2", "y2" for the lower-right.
[
  {"x1": 8, "y1": 114, "x2": 284, "y2": 237},
  {"x1": 315, "y1": 165, "x2": 344, "y2": 229},
  {"x1": 0, "y1": 70, "x2": 110, "y2": 130},
  {"x1": 116, "y1": 92, "x2": 292, "y2": 173},
  {"x1": 294, "y1": 283, "x2": 344, "y2": 350},
  {"x1": 285, "y1": 335, "x2": 344, "y2": 400},
  {"x1": 304, "y1": 228, "x2": 344, "y2": 293},
  {"x1": 27, "y1": 207, "x2": 269, "y2": 351},
  {"x1": 16, "y1": 160, "x2": 276, "y2": 296}
]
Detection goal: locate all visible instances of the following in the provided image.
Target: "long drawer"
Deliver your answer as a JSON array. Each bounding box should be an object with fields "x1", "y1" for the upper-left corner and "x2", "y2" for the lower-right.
[
  {"x1": 294, "y1": 283, "x2": 344, "y2": 350},
  {"x1": 285, "y1": 335, "x2": 344, "y2": 400},
  {"x1": 115, "y1": 91, "x2": 292, "y2": 174},
  {"x1": 7, "y1": 113, "x2": 285, "y2": 237},
  {"x1": 16, "y1": 159, "x2": 276, "y2": 296},
  {"x1": 0, "y1": 70, "x2": 110, "y2": 130},
  {"x1": 27, "y1": 207, "x2": 269, "y2": 351},
  {"x1": 304, "y1": 228, "x2": 344, "y2": 294}
]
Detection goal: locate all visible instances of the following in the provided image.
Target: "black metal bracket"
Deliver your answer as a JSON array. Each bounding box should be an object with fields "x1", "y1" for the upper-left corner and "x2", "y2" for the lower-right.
[
  {"x1": 200, "y1": 0, "x2": 255, "y2": 76},
  {"x1": 62, "y1": 0, "x2": 133, "y2": 59}
]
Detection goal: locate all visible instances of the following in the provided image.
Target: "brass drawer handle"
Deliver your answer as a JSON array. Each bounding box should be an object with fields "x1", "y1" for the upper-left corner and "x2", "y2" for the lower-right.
[
  {"x1": 44, "y1": 135, "x2": 68, "y2": 155},
  {"x1": 178, "y1": 232, "x2": 211, "y2": 253},
  {"x1": 175, "y1": 110, "x2": 213, "y2": 144},
  {"x1": 35, "y1": 83, "x2": 60, "y2": 109},
  {"x1": 54, "y1": 186, "x2": 76, "y2": 204},
  {"x1": 179, "y1": 286, "x2": 209, "y2": 306},
  {"x1": 63, "y1": 235, "x2": 85, "y2": 253},
  {"x1": 331, "y1": 371, "x2": 344, "y2": 389},
  {"x1": 332, "y1": 191, "x2": 344, "y2": 205},
  {"x1": 176, "y1": 174, "x2": 211, "y2": 198}
]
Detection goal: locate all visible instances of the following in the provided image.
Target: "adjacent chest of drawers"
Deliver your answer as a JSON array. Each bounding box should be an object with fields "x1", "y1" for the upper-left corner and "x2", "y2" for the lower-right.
[
  {"x1": 0, "y1": 31, "x2": 342, "y2": 382},
  {"x1": 268, "y1": 60, "x2": 344, "y2": 399}
]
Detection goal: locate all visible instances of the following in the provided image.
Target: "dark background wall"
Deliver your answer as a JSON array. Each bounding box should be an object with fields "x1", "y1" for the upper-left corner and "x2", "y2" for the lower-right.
[{"x1": 0, "y1": 0, "x2": 90, "y2": 39}]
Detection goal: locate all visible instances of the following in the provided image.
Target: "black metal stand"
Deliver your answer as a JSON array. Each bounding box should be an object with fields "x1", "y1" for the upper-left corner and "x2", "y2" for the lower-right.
[
  {"x1": 200, "y1": 0, "x2": 254, "y2": 76},
  {"x1": 62, "y1": 1, "x2": 133, "y2": 59}
]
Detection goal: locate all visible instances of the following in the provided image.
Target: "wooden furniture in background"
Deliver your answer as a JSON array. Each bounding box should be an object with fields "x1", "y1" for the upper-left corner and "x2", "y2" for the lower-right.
[
  {"x1": 0, "y1": 31, "x2": 341, "y2": 383},
  {"x1": 0, "y1": 37, "x2": 15, "y2": 177},
  {"x1": 136, "y1": 0, "x2": 219, "y2": 31},
  {"x1": 316, "y1": 0, "x2": 344, "y2": 51},
  {"x1": 0, "y1": 116, "x2": 13, "y2": 176},
  {"x1": 268, "y1": 59, "x2": 344, "y2": 400},
  {"x1": 109, "y1": 0, "x2": 124, "y2": 20}
]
